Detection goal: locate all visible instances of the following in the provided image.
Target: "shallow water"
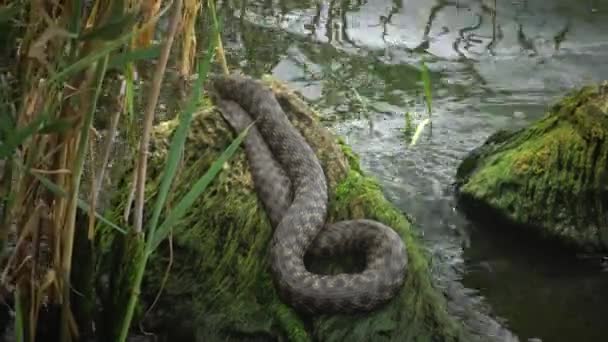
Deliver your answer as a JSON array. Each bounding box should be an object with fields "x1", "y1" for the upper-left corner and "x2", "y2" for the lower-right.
[{"x1": 217, "y1": 0, "x2": 608, "y2": 341}]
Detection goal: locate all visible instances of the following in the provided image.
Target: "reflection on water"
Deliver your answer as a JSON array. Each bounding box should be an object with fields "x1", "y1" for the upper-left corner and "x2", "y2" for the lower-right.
[
  {"x1": 463, "y1": 220, "x2": 608, "y2": 342},
  {"x1": 217, "y1": 0, "x2": 608, "y2": 340}
]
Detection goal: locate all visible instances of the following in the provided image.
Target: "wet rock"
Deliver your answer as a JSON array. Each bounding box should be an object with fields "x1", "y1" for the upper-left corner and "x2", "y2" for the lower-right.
[
  {"x1": 455, "y1": 82, "x2": 608, "y2": 252},
  {"x1": 100, "y1": 79, "x2": 471, "y2": 341}
]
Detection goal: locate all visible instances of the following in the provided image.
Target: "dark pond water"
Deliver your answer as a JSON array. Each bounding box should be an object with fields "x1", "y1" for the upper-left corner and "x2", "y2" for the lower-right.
[{"x1": 216, "y1": 0, "x2": 608, "y2": 341}]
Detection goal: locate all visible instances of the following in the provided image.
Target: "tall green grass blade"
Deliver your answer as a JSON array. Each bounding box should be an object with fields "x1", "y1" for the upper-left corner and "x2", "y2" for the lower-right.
[
  {"x1": 50, "y1": 38, "x2": 127, "y2": 83},
  {"x1": 125, "y1": 62, "x2": 135, "y2": 119},
  {"x1": 146, "y1": 67, "x2": 202, "y2": 235},
  {"x1": 208, "y1": 0, "x2": 224, "y2": 39},
  {"x1": 149, "y1": 122, "x2": 251, "y2": 252},
  {"x1": 69, "y1": 0, "x2": 82, "y2": 34},
  {"x1": 147, "y1": 16, "x2": 219, "y2": 244},
  {"x1": 118, "y1": 1, "x2": 204, "y2": 339},
  {"x1": 14, "y1": 289, "x2": 24, "y2": 342},
  {"x1": 108, "y1": 46, "x2": 161, "y2": 70},
  {"x1": 421, "y1": 61, "x2": 432, "y2": 116}
]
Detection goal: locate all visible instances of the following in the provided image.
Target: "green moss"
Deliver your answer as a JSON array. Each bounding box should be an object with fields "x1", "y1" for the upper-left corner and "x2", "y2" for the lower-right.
[
  {"x1": 336, "y1": 137, "x2": 362, "y2": 174},
  {"x1": 97, "y1": 84, "x2": 468, "y2": 341},
  {"x1": 456, "y1": 82, "x2": 608, "y2": 251},
  {"x1": 316, "y1": 170, "x2": 463, "y2": 341}
]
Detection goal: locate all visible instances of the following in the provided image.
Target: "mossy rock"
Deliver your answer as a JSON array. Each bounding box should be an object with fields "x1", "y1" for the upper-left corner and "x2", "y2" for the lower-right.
[
  {"x1": 456, "y1": 82, "x2": 608, "y2": 252},
  {"x1": 100, "y1": 78, "x2": 468, "y2": 341}
]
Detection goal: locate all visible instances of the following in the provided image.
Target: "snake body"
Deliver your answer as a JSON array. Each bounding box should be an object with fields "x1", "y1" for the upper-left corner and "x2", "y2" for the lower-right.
[{"x1": 211, "y1": 75, "x2": 407, "y2": 314}]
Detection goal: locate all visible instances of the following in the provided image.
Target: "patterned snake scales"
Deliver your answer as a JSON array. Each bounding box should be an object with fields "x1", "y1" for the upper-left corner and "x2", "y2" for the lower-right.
[{"x1": 210, "y1": 74, "x2": 407, "y2": 314}]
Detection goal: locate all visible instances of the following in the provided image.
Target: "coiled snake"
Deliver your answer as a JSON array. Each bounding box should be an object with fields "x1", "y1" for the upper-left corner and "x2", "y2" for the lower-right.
[{"x1": 210, "y1": 74, "x2": 407, "y2": 314}]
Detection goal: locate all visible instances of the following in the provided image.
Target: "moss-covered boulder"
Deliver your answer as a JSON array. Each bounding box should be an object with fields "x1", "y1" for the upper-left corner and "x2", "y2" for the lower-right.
[
  {"x1": 456, "y1": 82, "x2": 608, "y2": 252},
  {"x1": 102, "y1": 78, "x2": 468, "y2": 341}
]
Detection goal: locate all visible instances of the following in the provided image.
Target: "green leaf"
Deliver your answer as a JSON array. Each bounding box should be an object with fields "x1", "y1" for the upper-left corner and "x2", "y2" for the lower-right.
[
  {"x1": 421, "y1": 61, "x2": 432, "y2": 116},
  {"x1": 49, "y1": 4, "x2": 171, "y2": 83},
  {"x1": 38, "y1": 118, "x2": 77, "y2": 134},
  {"x1": 79, "y1": 12, "x2": 138, "y2": 42},
  {"x1": 146, "y1": 69, "x2": 201, "y2": 235},
  {"x1": 49, "y1": 38, "x2": 126, "y2": 83},
  {"x1": 122, "y1": 60, "x2": 136, "y2": 121},
  {"x1": 410, "y1": 118, "x2": 430, "y2": 146},
  {"x1": 0, "y1": 100, "x2": 74, "y2": 157},
  {"x1": 146, "y1": 18, "x2": 220, "y2": 246},
  {"x1": 108, "y1": 45, "x2": 162, "y2": 70},
  {"x1": 28, "y1": 168, "x2": 127, "y2": 234},
  {"x1": 0, "y1": 114, "x2": 49, "y2": 159},
  {"x1": 208, "y1": 0, "x2": 225, "y2": 41},
  {"x1": 0, "y1": 111, "x2": 16, "y2": 139},
  {"x1": 14, "y1": 289, "x2": 24, "y2": 342},
  {"x1": 149, "y1": 122, "x2": 251, "y2": 252},
  {"x1": 0, "y1": 5, "x2": 19, "y2": 23}
]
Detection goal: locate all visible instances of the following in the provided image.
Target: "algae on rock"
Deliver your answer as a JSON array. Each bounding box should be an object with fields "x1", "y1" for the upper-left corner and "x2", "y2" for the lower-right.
[
  {"x1": 456, "y1": 82, "x2": 608, "y2": 251},
  {"x1": 98, "y1": 79, "x2": 467, "y2": 341}
]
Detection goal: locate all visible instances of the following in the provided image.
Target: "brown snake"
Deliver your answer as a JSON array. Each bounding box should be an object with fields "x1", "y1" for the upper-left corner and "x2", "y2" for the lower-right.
[{"x1": 210, "y1": 74, "x2": 407, "y2": 314}]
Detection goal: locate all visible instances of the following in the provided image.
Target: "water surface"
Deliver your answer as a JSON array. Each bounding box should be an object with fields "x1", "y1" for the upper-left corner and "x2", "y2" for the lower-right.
[{"x1": 217, "y1": 1, "x2": 608, "y2": 340}]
